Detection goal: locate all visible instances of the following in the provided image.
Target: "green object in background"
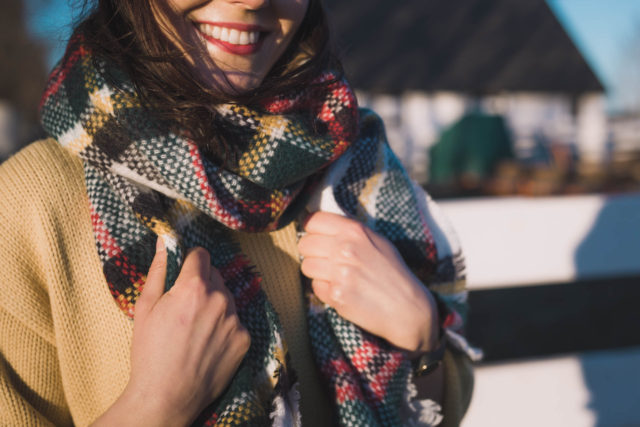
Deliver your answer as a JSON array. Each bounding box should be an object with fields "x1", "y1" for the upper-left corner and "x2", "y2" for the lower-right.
[{"x1": 429, "y1": 113, "x2": 514, "y2": 184}]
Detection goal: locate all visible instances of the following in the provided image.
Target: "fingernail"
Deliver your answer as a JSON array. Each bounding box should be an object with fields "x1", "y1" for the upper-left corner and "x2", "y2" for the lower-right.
[{"x1": 156, "y1": 236, "x2": 165, "y2": 252}]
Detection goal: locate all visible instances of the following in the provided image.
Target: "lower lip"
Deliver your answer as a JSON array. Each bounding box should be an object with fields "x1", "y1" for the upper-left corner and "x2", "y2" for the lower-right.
[{"x1": 199, "y1": 32, "x2": 264, "y2": 55}]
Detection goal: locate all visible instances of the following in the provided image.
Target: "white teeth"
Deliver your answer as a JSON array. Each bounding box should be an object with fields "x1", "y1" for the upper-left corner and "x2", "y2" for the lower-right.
[
  {"x1": 239, "y1": 31, "x2": 249, "y2": 45},
  {"x1": 228, "y1": 29, "x2": 239, "y2": 44},
  {"x1": 198, "y1": 24, "x2": 260, "y2": 45},
  {"x1": 220, "y1": 27, "x2": 229, "y2": 42}
]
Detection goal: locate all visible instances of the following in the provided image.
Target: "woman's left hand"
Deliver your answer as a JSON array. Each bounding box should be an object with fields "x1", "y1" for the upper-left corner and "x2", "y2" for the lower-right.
[{"x1": 298, "y1": 211, "x2": 440, "y2": 357}]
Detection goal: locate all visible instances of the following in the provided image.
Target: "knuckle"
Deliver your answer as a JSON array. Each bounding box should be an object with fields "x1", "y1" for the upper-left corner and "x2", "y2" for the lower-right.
[
  {"x1": 182, "y1": 310, "x2": 197, "y2": 326},
  {"x1": 209, "y1": 266, "x2": 224, "y2": 284},
  {"x1": 235, "y1": 325, "x2": 251, "y2": 352},
  {"x1": 241, "y1": 336, "x2": 251, "y2": 354},
  {"x1": 311, "y1": 280, "x2": 332, "y2": 306},
  {"x1": 337, "y1": 264, "x2": 357, "y2": 282},
  {"x1": 300, "y1": 258, "x2": 313, "y2": 277},
  {"x1": 211, "y1": 291, "x2": 230, "y2": 315},
  {"x1": 339, "y1": 241, "x2": 358, "y2": 260},
  {"x1": 184, "y1": 275, "x2": 209, "y2": 292},
  {"x1": 189, "y1": 246, "x2": 211, "y2": 265},
  {"x1": 329, "y1": 283, "x2": 346, "y2": 308},
  {"x1": 346, "y1": 222, "x2": 369, "y2": 241}
]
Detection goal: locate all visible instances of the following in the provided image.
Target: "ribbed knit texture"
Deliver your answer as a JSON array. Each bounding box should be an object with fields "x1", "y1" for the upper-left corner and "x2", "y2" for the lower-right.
[
  {"x1": 0, "y1": 140, "x2": 132, "y2": 426},
  {"x1": 0, "y1": 140, "x2": 474, "y2": 426}
]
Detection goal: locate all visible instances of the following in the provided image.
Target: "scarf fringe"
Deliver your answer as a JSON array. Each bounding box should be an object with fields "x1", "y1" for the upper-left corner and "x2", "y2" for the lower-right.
[
  {"x1": 446, "y1": 329, "x2": 484, "y2": 362},
  {"x1": 401, "y1": 373, "x2": 444, "y2": 427},
  {"x1": 269, "y1": 382, "x2": 302, "y2": 427}
]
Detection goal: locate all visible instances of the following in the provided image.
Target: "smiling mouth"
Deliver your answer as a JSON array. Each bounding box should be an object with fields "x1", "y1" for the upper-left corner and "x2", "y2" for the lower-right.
[{"x1": 195, "y1": 22, "x2": 266, "y2": 55}]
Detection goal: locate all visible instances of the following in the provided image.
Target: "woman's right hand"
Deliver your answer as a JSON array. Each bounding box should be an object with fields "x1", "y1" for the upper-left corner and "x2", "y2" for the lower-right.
[{"x1": 92, "y1": 240, "x2": 251, "y2": 427}]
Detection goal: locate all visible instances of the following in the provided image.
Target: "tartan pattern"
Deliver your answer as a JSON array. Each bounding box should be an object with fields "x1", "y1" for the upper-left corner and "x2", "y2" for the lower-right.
[{"x1": 40, "y1": 33, "x2": 467, "y2": 426}]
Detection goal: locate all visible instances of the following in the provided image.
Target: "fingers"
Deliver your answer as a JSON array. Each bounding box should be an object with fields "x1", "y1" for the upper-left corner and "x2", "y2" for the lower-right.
[
  {"x1": 310, "y1": 279, "x2": 336, "y2": 306},
  {"x1": 303, "y1": 211, "x2": 380, "y2": 251},
  {"x1": 139, "y1": 244, "x2": 232, "y2": 319},
  {"x1": 300, "y1": 217, "x2": 381, "y2": 275},
  {"x1": 300, "y1": 256, "x2": 333, "y2": 282},
  {"x1": 136, "y1": 237, "x2": 168, "y2": 320},
  {"x1": 128, "y1": 241, "x2": 251, "y2": 417},
  {"x1": 177, "y1": 248, "x2": 240, "y2": 320},
  {"x1": 297, "y1": 233, "x2": 335, "y2": 259},
  {"x1": 304, "y1": 211, "x2": 367, "y2": 237},
  {"x1": 216, "y1": 277, "x2": 237, "y2": 316},
  {"x1": 303, "y1": 211, "x2": 397, "y2": 259},
  {"x1": 209, "y1": 267, "x2": 231, "y2": 295},
  {"x1": 303, "y1": 259, "x2": 359, "y2": 310},
  {"x1": 173, "y1": 247, "x2": 212, "y2": 290}
]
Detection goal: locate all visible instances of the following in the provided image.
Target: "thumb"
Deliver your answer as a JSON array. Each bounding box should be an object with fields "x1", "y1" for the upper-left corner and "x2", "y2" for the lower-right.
[{"x1": 135, "y1": 236, "x2": 168, "y2": 320}]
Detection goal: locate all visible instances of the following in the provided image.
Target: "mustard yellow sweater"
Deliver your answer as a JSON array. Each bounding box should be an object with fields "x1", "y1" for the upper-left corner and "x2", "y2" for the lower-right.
[{"x1": 0, "y1": 140, "x2": 472, "y2": 426}]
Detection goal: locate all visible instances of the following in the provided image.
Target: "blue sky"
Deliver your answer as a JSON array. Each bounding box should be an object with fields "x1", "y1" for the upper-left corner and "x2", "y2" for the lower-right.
[
  {"x1": 26, "y1": 0, "x2": 640, "y2": 111},
  {"x1": 547, "y1": 0, "x2": 640, "y2": 111},
  {"x1": 26, "y1": 0, "x2": 75, "y2": 61}
]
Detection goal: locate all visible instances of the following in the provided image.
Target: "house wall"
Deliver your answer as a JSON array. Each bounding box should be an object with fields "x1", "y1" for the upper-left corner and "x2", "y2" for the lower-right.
[
  {"x1": 484, "y1": 92, "x2": 608, "y2": 164},
  {"x1": 576, "y1": 93, "x2": 609, "y2": 163},
  {"x1": 357, "y1": 91, "x2": 472, "y2": 183},
  {"x1": 610, "y1": 114, "x2": 640, "y2": 155},
  {"x1": 482, "y1": 93, "x2": 575, "y2": 158},
  {"x1": 357, "y1": 91, "x2": 609, "y2": 183}
]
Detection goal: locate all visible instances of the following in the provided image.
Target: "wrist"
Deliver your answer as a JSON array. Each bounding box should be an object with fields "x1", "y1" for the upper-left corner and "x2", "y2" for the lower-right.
[
  {"x1": 406, "y1": 286, "x2": 447, "y2": 377},
  {"x1": 408, "y1": 287, "x2": 441, "y2": 359},
  {"x1": 410, "y1": 332, "x2": 446, "y2": 378}
]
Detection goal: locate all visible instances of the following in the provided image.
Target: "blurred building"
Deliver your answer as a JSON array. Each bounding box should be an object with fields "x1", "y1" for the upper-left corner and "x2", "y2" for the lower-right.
[
  {"x1": 324, "y1": 0, "x2": 607, "y2": 183},
  {"x1": 0, "y1": 0, "x2": 48, "y2": 161},
  {"x1": 323, "y1": 3, "x2": 640, "y2": 424},
  {"x1": 609, "y1": 113, "x2": 640, "y2": 160}
]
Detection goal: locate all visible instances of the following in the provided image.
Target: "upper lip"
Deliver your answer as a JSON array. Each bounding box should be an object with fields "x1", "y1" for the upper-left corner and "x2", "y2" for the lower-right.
[{"x1": 194, "y1": 21, "x2": 269, "y2": 32}]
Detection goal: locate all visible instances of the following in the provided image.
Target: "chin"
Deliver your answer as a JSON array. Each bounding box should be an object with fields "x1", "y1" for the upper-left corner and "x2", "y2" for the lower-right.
[
  {"x1": 228, "y1": 74, "x2": 264, "y2": 93},
  {"x1": 206, "y1": 69, "x2": 266, "y2": 95}
]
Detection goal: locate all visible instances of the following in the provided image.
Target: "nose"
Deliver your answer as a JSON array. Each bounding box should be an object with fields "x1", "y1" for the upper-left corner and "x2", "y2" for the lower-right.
[{"x1": 233, "y1": 0, "x2": 270, "y2": 10}]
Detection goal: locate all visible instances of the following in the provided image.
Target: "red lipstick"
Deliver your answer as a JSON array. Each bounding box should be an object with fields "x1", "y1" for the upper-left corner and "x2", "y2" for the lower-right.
[{"x1": 195, "y1": 21, "x2": 266, "y2": 56}]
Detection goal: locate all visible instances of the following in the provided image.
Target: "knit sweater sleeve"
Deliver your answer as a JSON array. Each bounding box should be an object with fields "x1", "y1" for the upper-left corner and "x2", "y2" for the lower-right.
[{"x1": 0, "y1": 140, "x2": 76, "y2": 426}]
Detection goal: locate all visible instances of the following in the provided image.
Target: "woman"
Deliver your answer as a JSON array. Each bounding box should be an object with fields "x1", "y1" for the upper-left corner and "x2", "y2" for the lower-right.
[{"x1": 0, "y1": 0, "x2": 476, "y2": 425}]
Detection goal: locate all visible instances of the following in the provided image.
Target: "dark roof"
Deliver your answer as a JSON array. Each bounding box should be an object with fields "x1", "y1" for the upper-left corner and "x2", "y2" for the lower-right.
[{"x1": 323, "y1": 0, "x2": 605, "y2": 94}]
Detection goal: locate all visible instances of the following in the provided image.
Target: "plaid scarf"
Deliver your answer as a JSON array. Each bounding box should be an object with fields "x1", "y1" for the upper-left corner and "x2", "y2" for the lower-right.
[{"x1": 40, "y1": 33, "x2": 467, "y2": 426}]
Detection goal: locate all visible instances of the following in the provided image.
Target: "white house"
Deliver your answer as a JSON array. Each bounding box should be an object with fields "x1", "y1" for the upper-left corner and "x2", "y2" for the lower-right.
[{"x1": 325, "y1": 0, "x2": 608, "y2": 183}]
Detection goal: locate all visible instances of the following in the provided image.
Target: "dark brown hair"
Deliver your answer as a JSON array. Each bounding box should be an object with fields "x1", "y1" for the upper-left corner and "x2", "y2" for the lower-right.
[{"x1": 75, "y1": 0, "x2": 342, "y2": 162}]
